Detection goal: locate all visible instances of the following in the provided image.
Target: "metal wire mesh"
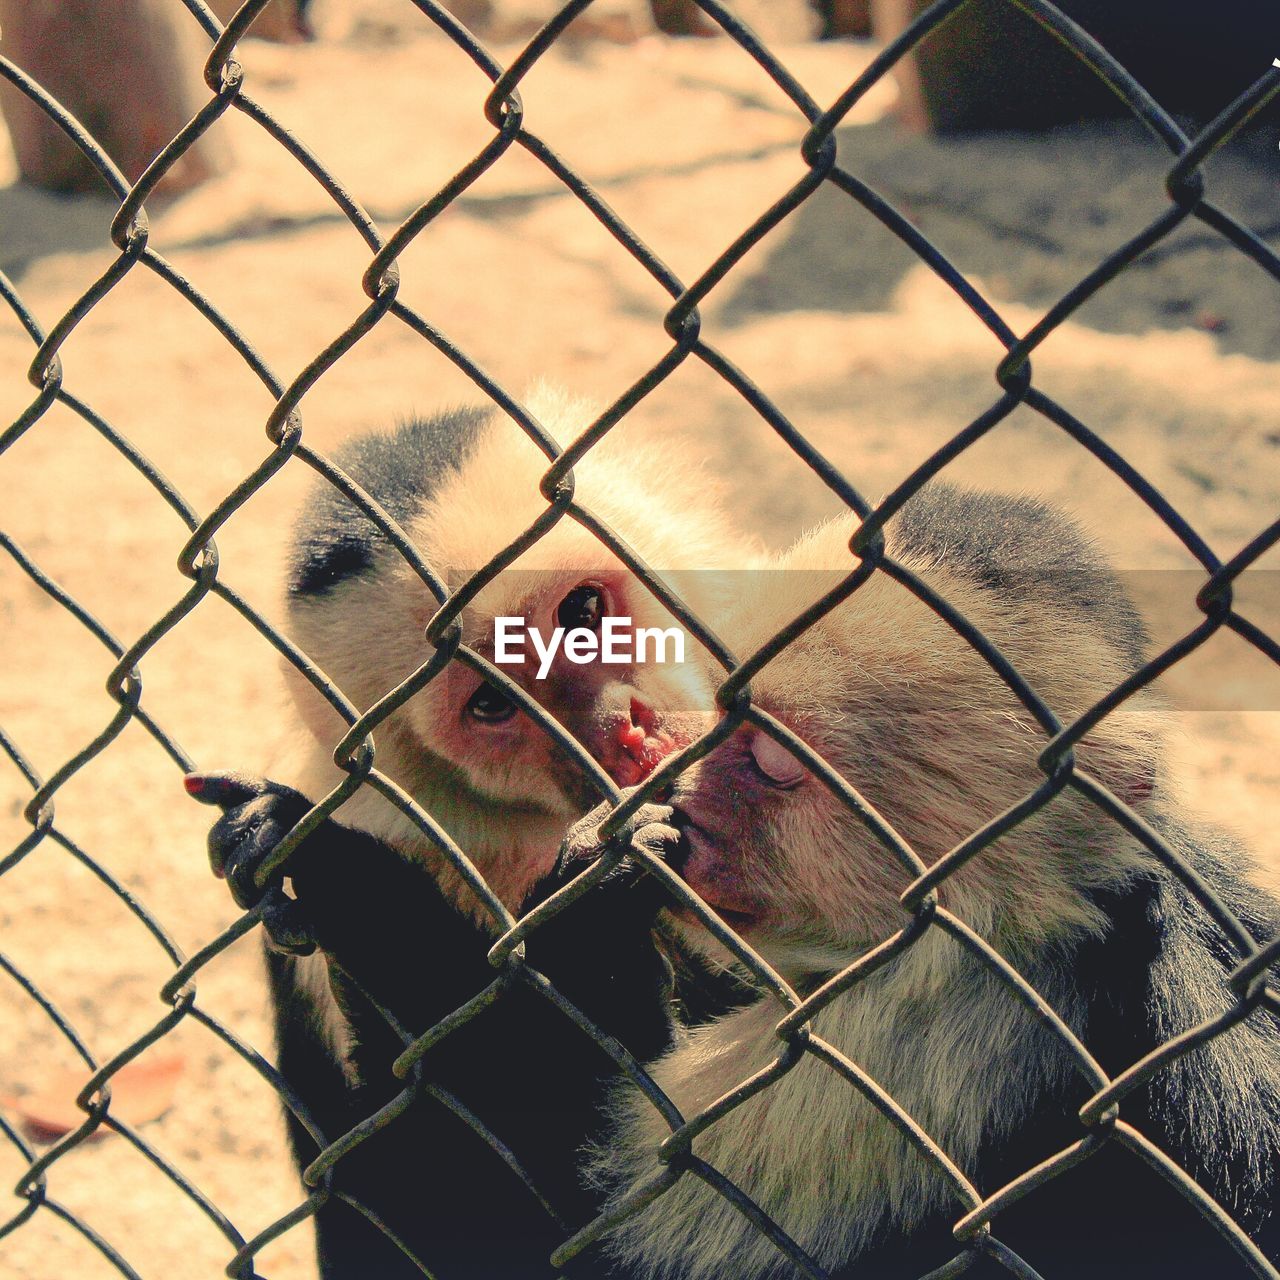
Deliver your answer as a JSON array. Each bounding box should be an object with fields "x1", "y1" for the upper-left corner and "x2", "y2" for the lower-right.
[{"x1": 1, "y1": 2, "x2": 1279, "y2": 1278}]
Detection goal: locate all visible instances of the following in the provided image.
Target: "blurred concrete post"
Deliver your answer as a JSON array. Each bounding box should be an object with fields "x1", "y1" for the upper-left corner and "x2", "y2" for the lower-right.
[
  {"x1": 871, "y1": 0, "x2": 1280, "y2": 132},
  {"x1": 0, "y1": 0, "x2": 229, "y2": 196},
  {"x1": 870, "y1": 0, "x2": 1118, "y2": 132}
]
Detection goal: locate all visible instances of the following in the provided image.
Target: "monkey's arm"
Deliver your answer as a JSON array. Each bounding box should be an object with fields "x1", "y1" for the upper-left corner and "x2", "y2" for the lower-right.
[
  {"x1": 188, "y1": 772, "x2": 677, "y2": 1054},
  {"x1": 190, "y1": 772, "x2": 679, "y2": 1272}
]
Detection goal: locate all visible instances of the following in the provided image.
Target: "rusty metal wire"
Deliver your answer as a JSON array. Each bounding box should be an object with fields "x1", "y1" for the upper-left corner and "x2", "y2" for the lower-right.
[{"x1": 1, "y1": 1, "x2": 1279, "y2": 1278}]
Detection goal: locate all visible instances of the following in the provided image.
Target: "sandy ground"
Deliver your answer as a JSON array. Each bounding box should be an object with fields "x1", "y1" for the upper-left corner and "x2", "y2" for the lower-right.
[{"x1": 1, "y1": 5, "x2": 1278, "y2": 1278}]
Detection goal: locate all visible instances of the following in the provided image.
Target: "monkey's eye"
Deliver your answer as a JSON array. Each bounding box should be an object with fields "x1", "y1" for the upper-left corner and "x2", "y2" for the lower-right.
[
  {"x1": 466, "y1": 684, "x2": 518, "y2": 723},
  {"x1": 749, "y1": 733, "x2": 806, "y2": 789},
  {"x1": 557, "y1": 584, "x2": 605, "y2": 631}
]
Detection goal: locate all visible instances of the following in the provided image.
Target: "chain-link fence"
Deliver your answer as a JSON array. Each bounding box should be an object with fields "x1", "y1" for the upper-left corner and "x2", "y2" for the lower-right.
[{"x1": 2, "y1": 2, "x2": 1279, "y2": 1278}]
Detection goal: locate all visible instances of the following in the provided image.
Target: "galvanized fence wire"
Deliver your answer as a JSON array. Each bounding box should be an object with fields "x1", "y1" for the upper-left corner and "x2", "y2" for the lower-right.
[{"x1": 0, "y1": 0, "x2": 1278, "y2": 1276}]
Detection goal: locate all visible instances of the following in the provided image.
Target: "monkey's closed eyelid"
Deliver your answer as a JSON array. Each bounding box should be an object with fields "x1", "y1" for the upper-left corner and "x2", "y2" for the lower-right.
[{"x1": 749, "y1": 733, "x2": 806, "y2": 789}]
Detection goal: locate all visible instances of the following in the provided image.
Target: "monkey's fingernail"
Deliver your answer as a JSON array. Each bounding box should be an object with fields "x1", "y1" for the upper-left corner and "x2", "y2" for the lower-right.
[
  {"x1": 186, "y1": 768, "x2": 241, "y2": 798},
  {"x1": 184, "y1": 772, "x2": 254, "y2": 805}
]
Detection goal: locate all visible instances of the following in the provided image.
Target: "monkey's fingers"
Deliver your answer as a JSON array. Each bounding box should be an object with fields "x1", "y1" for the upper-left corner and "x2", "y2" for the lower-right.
[
  {"x1": 204, "y1": 800, "x2": 322, "y2": 953},
  {"x1": 561, "y1": 800, "x2": 679, "y2": 866},
  {"x1": 626, "y1": 820, "x2": 684, "y2": 867},
  {"x1": 608, "y1": 820, "x2": 685, "y2": 918},
  {"x1": 198, "y1": 784, "x2": 312, "y2": 902},
  {"x1": 184, "y1": 771, "x2": 286, "y2": 809},
  {"x1": 258, "y1": 885, "x2": 317, "y2": 956}
]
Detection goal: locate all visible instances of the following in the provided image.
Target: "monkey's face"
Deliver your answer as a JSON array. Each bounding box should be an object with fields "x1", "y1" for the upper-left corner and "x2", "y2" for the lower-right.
[
  {"x1": 665, "y1": 525, "x2": 1162, "y2": 980},
  {"x1": 665, "y1": 631, "x2": 1065, "y2": 977},
  {"x1": 387, "y1": 415, "x2": 734, "y2": 818},
  {"x1": 407, "y1": 565, "x2": 715, "y2": 817},
  {"x1": 666, "y1": 666, "x2": 922, "y2": 978}
]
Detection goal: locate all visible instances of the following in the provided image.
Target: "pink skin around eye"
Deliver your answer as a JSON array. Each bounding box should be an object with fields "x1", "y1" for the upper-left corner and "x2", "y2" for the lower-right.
[{"x1": 750, "y1": 731, "x2": 806, "y2": 788}]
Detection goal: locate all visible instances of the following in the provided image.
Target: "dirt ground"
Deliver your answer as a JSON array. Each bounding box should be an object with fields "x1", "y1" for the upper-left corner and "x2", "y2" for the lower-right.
[{"x1": 1, "y1": 5, "x2": 1278, "y2": 1278}]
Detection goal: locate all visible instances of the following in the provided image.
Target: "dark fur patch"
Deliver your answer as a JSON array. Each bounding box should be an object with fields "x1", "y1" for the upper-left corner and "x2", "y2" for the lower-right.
[
  {"x1": 288, "y1": 406, "x2": 493, "y2": 598},
  {"x1": 893, "y1": 484, "x2": 1151, "y2": 670}
]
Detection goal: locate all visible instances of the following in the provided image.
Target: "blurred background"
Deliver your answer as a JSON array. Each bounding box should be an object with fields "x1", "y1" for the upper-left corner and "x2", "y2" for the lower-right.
[{"x1": 0, "y1": 3, "x2": 1278, "y2": 1276}]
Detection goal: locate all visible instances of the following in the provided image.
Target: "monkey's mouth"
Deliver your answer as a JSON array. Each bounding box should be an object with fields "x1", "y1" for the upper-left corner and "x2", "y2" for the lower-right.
[
  {"x1": 665, "y1": 821, "x2": 765, "y2": 934},
  {"x1": 606, "y1": 697, "x2": 687, "y2": 787}
]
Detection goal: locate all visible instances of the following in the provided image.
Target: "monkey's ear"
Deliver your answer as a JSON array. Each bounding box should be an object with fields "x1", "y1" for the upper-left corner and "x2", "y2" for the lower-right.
[{"x1": 281, "y1": 659, "x2": 351, "y2": 749}]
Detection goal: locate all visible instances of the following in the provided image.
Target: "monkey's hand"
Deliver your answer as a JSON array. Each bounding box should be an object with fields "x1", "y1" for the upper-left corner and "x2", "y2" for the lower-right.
[
  {"x1": 539, "y1": 798, "x2": 684, "y2": 908},
  {"x1": 515, "y1": 799, "x2": 684, "y2": 1062},
  {"x1": 185, "y1": 772, "x2": 347, "y2": 956}
]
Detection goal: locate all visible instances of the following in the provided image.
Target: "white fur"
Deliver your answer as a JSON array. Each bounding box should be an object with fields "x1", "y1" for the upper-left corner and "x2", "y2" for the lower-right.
[
  {"x1": 289, "y1": 949, "x2": 357, "y2": 1083},
  {"x1": 590, "y1": 928, "x2": 1079, "y2": 1279}
]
